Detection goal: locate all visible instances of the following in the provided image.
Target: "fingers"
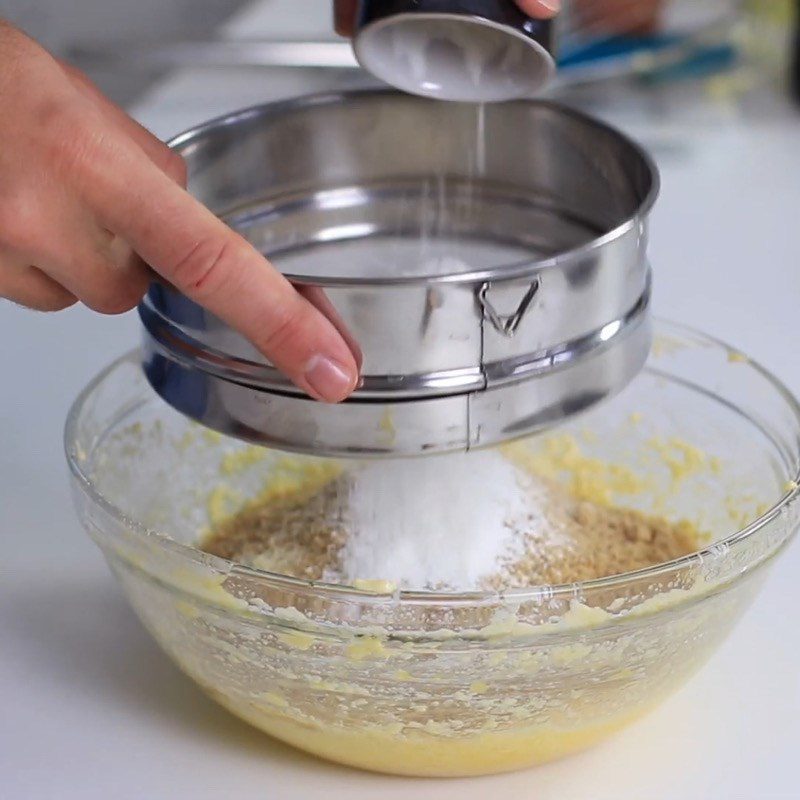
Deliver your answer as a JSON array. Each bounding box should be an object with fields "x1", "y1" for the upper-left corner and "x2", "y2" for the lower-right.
[
  {"x1": 333, "y1": 0, "x2": 358, "y2": 37},
  {"x1": 87, "y1": 149, "x2": 360, "y2": 402},
  {"x1": 0, "y1": 256, "x2": 77, "y2": 312},
  {"x1": 7, "y1": 237, "x2": 149, "y2": 315},
  {"x1": 0, "y1": 188, "x2": 151, "y2": 315},
  {"x1": 58, "y1": 60, "x2": 187, "y2": 187},
  {"x1": 574, "y1": 0, "x2": 662, "y2": 36},
  {"x1": 516, "y1": 0, "x2": 561, "y2": 18},
  {"x1": 55, "y1": 63, "x2": 359, "y2": 397},
  {"x1": 1, "y1": 23, "x2": 359, "y2": 402},
  {"x1": 298, "y1": 285, "x2": 364, "y2": 372},
  {"x1": 40, "y1": 234, "x2": 151, "y2": 316}
]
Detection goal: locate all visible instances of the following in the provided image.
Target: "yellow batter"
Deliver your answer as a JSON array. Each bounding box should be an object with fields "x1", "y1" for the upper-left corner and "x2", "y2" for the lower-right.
[
  {"x1": 158, "y1": 428, "x2": 764, "y2": 778},
  {"x1": 218, "y1": 699, "x2": 651, "y2": 777}
]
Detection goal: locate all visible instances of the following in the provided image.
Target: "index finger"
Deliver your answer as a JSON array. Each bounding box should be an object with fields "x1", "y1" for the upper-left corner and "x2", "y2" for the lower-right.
[{"x1": 88, "y1": 146, "x2": 360, "y2": 404}]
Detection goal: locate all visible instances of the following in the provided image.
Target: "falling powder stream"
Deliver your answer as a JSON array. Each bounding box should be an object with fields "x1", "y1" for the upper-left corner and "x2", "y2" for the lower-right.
[
  {"x1": 476, "y1": 102, "x2": 487, "y2": 176},
  {"x1": 341, "y1": 449, "x2": 551, "y2": 590}
]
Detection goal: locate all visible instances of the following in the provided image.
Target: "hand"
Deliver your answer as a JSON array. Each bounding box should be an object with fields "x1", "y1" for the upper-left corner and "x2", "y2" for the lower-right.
[
  {"x1": 334, "y1": 0, "x2": 561, "y2": 36},
  {"x1": 0, "y1": 21, "x2": 361, "y2": 403},
  {"x1": 573, "y1": 0, "x2": 664, "y2": 37}
]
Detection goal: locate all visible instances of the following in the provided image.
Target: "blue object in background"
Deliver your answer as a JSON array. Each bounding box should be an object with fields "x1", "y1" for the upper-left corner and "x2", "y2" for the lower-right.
[
  {"x1": 558, "y1": 33, "x2": 683, "y2": 68},
  {"x1": 558, "y1": 32, "x2": 739, "y2": 84}
]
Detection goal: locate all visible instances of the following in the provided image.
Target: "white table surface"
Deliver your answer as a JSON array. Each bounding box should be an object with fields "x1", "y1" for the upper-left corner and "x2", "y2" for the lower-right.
[{"x1": 2, "y1": 2, "x2": 799, "y2": 798}]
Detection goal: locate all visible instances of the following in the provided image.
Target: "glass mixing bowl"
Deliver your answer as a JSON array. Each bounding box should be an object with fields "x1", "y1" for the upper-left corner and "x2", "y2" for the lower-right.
[{"x1": 65, "y1": 321, "x2": 800, "y2": 777}]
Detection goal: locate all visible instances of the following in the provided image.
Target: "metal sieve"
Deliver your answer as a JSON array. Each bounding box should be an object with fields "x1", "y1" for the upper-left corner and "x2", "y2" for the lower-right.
[{"x1": 140, "y1": 89, "x2": 659, "y2": 457}]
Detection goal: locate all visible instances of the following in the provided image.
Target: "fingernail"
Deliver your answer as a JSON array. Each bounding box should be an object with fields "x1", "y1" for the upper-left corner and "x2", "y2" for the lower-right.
[
  {"x1": 538, "y1": 0, "x2": 561, "y2": 13},
  {"x1": 305, "y1": 355, "x2": 355, "y2": 403}
]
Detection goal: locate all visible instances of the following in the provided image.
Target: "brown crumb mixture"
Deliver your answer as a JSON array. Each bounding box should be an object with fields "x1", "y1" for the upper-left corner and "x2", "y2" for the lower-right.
[
  {"x1": 201, "y1": 475, "x2": 700, "y2": 590},
  {"x1": 204, "y1": 478, "x2": 350, "y2": 581},
  {"x1": 485, "y1": 484, "x2": 698, "y2": 589}
]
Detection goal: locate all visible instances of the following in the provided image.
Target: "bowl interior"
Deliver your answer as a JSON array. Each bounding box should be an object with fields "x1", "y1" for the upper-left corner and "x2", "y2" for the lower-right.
[
  {"x1": 68, "y1": 322, "x2": 800, "y2": 598},
  {"x1": 64, "y1": 322, "x2": 800, "y2": 777}
]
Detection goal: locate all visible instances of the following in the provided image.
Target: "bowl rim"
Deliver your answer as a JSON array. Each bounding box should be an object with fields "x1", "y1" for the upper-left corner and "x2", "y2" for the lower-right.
[
  {"x1": 165, "y1": 87, "x2": 660, "y2": 287},
  {"x1": 64, "y1": 319, "x2": 800, "y2": 605}
]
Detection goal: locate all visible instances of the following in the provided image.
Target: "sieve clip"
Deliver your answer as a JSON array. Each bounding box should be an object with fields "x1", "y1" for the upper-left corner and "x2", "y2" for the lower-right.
[{"x1": 478, "y1": 279, "x2": 540, "y2": 338}]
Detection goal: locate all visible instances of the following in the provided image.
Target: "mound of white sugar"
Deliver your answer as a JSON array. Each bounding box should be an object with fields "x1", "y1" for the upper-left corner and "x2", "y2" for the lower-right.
[{"x1": 341, "y1": 449, "x2": 546, "y2": 590}]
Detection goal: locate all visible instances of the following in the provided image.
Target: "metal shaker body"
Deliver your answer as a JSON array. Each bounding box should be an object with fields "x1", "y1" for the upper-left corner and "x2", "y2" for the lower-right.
[{"x1": 353, "y1": 0, "x2": 556, "y2": 101}]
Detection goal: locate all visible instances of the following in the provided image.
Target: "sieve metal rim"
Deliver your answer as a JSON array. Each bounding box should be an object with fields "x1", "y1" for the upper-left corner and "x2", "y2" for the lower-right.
[
  {"x1": 166, "y1": 89, "x2": 660, "y2": 288},
  {"x1": 142, "y1": 89, "x2": 660, "y2": 454},
  {"x1": 140, "y1": 273, "x2": 651, "y2": 399}
]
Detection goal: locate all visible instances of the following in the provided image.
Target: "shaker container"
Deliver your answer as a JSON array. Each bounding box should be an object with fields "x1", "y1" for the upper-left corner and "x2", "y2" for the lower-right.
[{"x1": 352, "y1": 0, "x2": 556, "y2": 101}]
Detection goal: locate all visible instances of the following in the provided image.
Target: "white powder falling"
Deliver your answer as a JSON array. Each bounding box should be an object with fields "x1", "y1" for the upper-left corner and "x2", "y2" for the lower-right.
[
  {"x1": 476, "y1": 102, "x2": 487, "y2": 176},
  {"x1": 340, "y1": 449, "x2": 548, "y2": 590}
]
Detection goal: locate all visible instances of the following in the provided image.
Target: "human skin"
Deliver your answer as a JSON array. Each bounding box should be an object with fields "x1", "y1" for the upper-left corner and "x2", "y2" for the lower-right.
[
  {"x1": 0, "y1": 3, "x2": 560, "y2": 402},
  {"x1": 0, "y1": 20, "x2": 361, "y2": 403},
  {"x1": 573, "y1": 0, "x2": 664, "y2": 36}
]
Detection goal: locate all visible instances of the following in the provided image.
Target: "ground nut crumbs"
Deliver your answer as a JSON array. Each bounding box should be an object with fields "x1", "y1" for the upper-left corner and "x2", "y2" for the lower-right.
[{"x1": 201, "y1": 451, "x2": 701, "y2": 591}]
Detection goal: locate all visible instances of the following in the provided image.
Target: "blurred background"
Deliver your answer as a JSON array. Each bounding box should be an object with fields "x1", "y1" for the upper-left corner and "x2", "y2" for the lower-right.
[
  {"x1": 2, "y1": 0, "x2": 796, "y2": 109},
  {"x1": 1, "y1": 0, "x2": 249, "y2": 103}
]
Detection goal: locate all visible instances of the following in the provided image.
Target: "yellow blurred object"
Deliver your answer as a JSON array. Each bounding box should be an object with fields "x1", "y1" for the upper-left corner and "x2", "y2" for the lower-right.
[
  {"x1": 745, "y1": 0, "x2": 793, "y2": 25},
  {"x1": 741, "y1": 0, "x2": 794, "y2": 79}
]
